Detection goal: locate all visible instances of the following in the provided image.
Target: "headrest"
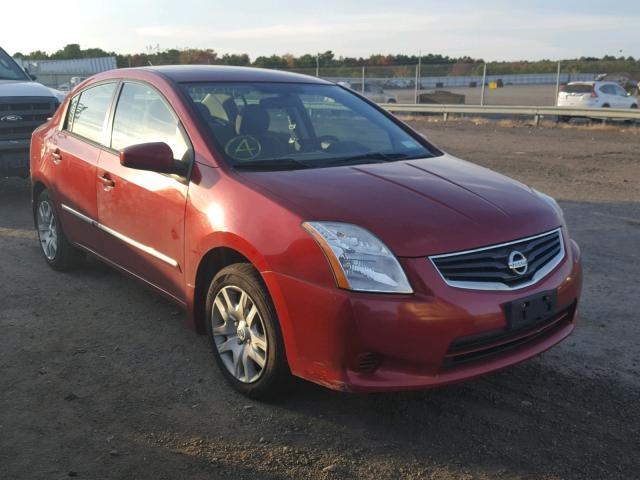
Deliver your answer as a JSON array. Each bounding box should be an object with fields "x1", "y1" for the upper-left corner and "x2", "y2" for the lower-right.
[{"x1": 236, "y1": 104, "x2": 270, "y2": 135}]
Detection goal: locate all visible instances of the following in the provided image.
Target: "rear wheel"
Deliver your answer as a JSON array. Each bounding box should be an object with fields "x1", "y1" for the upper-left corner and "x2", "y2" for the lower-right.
[
  {"x1": 35, "y1": 190, "x2": 84, "y2": 271},
  {"x1": 631, "y1": 104, "x2": 638, "y2": 109},
  {"x1": 205, "y1": 263, "x2": 290, "y2": 399}
]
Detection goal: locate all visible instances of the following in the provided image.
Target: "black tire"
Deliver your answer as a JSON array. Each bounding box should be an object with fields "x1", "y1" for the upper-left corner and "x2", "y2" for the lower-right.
[
  {"x1": 35, "y1": 189, "x2": 84, "y2": 271},
  {"x1": 205, "y1": 263, "x2": 291, "y2": 399},
  {"x1": 631, "y1": 104, "x2": 638, "y2": 109},
  {"x1": 602, "y1": 104, "x2": 610, "y2": 108},
  {"x1": 558, "y1": 116, "x2": 571, "y2": 123}
]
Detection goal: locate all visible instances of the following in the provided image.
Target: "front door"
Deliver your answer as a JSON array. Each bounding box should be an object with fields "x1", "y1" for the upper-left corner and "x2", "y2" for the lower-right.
[{"x1": 96, "y1": 82, "x2": 191, "y2": 302}]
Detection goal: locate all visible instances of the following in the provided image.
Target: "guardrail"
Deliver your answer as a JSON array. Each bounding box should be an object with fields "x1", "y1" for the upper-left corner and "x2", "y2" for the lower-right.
[{"x1": 379, "y1": 103, "x2": 640, "y2": 124}]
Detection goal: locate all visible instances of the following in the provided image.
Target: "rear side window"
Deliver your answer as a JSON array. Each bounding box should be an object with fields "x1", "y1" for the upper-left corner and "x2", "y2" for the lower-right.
[
  {"x1": 111, "y1": 82, "x2": 189, "y2": 162},
  {"x1": 68, "y1": 83, "x2": 117, "y2": 144},
  {"x1": 600, "y1": 85, "x2": 616, "y2": 95}
]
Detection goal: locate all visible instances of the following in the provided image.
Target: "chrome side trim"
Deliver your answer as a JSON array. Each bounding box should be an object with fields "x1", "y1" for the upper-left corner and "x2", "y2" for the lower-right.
[
  {"x1": 428, "y1": 228, "x2": 565, "y2": 291},
  {"x1": 61, "y1": 204, "x2": 95, "y2": 225},
  {"x1": 61, "y1": 203, "x2": 179, "y2": 268}
]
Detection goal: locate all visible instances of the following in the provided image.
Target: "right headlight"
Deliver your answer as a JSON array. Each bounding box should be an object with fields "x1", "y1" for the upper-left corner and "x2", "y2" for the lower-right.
[{"x1": 302, "y1": 221, "x2": 413, "y2": 294}]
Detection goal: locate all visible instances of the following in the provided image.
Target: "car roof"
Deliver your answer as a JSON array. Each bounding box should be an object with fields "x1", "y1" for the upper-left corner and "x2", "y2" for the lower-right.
[{"x1": 128, "y1": 65, "x2": 333, "y2": 85}]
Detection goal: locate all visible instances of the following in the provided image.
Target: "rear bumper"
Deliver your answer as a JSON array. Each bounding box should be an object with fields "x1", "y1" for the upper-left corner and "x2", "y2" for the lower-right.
[
  {"x1": 264, "y1": 236, "x2": 582, "y2": 393},
  {"x1": 0, "y1": 139, "x2": 30, "y2": 176}
]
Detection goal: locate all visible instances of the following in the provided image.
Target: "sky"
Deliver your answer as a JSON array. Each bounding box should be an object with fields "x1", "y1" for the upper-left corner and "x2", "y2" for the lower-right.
[{"x1": 3, "y1": 0, "x2": 639, "y2": 61}]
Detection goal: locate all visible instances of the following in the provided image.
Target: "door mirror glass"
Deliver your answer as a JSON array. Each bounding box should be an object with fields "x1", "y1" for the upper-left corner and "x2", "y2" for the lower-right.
[{"x1": 120, "y1": 142, "x2": 183, "y2": 174}]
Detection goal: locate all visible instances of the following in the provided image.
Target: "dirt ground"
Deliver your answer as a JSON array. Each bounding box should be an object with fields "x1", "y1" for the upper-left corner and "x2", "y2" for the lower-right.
[{"x1": 1, "y1": 121, "x2": 639, "y2": 479}]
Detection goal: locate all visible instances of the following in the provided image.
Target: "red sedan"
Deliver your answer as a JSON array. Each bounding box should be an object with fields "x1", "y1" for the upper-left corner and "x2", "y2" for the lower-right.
[{"x1": 30, "y1": 66, "x2": 582, "y2": 398}]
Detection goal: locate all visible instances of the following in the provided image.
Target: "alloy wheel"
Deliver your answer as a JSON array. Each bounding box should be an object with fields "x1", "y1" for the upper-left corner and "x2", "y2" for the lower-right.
[
  {"x1": 211, "y1": 285, "x2": 268, "y2": 383},
  {"x1": 37, "y1": 200, "x2": 58, "y2": 260}
]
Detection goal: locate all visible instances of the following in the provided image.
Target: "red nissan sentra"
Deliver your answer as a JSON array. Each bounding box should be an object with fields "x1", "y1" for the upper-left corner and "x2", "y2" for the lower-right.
[{"x1": 30, "y1": 66, "x2": 582, "y2": 398}]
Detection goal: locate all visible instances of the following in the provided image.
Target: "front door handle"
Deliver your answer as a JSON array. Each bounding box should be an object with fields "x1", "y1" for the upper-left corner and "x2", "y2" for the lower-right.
[
  {"x1": 46, "y1": 143, "x2": 62, "y2": 164},
  {"x1": 97, "y1": 174, "x2": 116, "y2": 191}
]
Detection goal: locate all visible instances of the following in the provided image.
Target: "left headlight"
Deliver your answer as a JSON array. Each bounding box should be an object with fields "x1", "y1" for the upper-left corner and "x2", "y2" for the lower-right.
[
  {"x1": 302, "y1": 221, "x2": 413, "y2": 294},
  {"x1": 533, "y1": 189, "x2": 564, "y2": 219}
]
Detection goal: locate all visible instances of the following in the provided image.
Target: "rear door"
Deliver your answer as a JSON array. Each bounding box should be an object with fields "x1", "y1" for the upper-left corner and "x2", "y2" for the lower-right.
[
  {"x1": 47, "y1": 82, "x2": 118, "y2": 249},
  {"x1": 96, "y1": 81, "x2": 192, "y2": 302}
]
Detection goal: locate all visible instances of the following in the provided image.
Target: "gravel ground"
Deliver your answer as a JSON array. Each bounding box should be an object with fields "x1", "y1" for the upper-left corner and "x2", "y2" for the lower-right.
[{"x1": 1, "y1": 121, "x2": 639, "y2": 479}]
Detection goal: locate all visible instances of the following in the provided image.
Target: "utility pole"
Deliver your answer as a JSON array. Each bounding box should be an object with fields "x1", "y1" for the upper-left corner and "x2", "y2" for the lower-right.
[
  {"x1": 361, "y1": 66, "x2": 365, "y2": 94},
  {"x1": 554, "y1": 61, "x2": 561, "y2": 106},
  {"x1": 480, "y1": 63, "x2": 487, "y2": 106},
  {"x1": 316, "y1": 53, "x2": 320, "y2": 77},
  {"x1": 414, "y1": 50, "x2": 422, "y2": 104}
]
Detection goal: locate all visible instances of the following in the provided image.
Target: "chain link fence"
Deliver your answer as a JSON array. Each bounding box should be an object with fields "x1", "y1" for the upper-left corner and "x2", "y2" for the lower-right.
[{"x1": 29, "y1": 58, "x2": 640, "y2": 107}]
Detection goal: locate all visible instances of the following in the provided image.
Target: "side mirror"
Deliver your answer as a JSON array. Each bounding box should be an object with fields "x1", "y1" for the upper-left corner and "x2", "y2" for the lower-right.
[
  {"x1": 120, "y1": 142, "x2": 183, "y2": 175},
  {"x1": 28, "y1": 72, "x2": 37, "y2": 81}
]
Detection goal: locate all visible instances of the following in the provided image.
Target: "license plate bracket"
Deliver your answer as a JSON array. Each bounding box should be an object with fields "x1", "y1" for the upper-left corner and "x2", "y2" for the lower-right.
[{"x1": 504, "y1": 290, "x2": 558, "y2": 331}]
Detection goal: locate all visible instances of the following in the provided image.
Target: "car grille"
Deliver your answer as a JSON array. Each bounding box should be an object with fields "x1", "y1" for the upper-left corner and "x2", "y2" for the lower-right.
[
  {"x1": 0, "y1": 96, "x2": 58, "y2": 142},
  {"x1": 430, "y1": 228, "x2": 564, "y2": 290}
]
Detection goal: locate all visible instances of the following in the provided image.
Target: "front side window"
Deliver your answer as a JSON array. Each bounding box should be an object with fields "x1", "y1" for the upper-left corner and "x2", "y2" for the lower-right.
[
  {"x1": 615, "y1": 85, "x2": 628, "y2": 96},
  {"x1": 111, "y1": 82, "x2": 189, "y2": 162},
  {"x1": 181, "y1": 82, "x2": 438, "y2": 170},
  {"x1": 68, "y1": 83, "x2": 117, "y2": 144}
]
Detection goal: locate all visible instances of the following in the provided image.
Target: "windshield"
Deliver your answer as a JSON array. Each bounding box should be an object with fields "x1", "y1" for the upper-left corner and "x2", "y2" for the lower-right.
[
  {"x1": 181, "y1": 82, "x2": 439, "y2": 170},
  {"x1": 0, "y1": 49, "x2": 29, "y2": 81}
]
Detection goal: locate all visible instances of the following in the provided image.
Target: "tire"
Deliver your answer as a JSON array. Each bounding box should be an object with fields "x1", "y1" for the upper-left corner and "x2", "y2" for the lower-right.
[
  {"x1": 631, "y1": 104, "x2": 638, "y2": 109},
  {"x1": 205, "y1": 263, "x2": 290, "y2": 399},
  {"x1": 35, "y1": 189, "x2": 84, "y2": 271},
  {"x1": 558, "y1": 116, "x2": 571, "y2": 123},
  {"x1": 602, "y1": 104, "x2": 610, "y2": 108}
]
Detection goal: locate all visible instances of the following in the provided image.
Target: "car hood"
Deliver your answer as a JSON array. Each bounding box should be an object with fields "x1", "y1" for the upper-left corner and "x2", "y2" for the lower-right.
[
  {"x1": 0, "y1": 80, "x2": 65, "y2": 101},
  {"x1": 239, "y1": 154, "x2": 562, "y2": 257}
]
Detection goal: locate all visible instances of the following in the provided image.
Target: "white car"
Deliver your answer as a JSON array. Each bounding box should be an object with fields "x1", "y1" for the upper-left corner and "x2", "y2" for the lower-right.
[{"x1": 558, "y1": 81, "x2": 638, "y2": 110}]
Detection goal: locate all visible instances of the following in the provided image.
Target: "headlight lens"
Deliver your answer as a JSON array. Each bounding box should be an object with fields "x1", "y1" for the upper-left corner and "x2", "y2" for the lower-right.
[
  {"x1": 302, "y1": 221, "x2": 412, "y2": 293},
  {"x1": 533, "y1": 189, "x2": 564, "y2": 218}
]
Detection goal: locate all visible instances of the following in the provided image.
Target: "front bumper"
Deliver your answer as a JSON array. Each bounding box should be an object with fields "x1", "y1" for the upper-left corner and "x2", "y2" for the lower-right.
[
  {"x1": 265, "y1": 237, "x2": 582, "y2": 393},
  {"x1": 0, "y1": 139, "x2": 30, "y2": 176}
]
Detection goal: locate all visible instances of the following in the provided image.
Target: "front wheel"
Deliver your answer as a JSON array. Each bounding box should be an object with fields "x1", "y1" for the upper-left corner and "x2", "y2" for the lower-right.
[
  {"x1": 205, "y1": 263, "x2": 290, "y2": 399},
  {"x1": 35, "y1": 190, "x2": 84, "y2": 271}
]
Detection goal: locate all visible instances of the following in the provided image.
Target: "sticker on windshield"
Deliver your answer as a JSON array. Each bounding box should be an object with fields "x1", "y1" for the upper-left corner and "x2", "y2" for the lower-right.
[
  {"x1": 225, "y1": 135, "x2": 262, "y2": 161},
  {"x1": 401, "y1": 140, "x2": 419, "y2": 149}
]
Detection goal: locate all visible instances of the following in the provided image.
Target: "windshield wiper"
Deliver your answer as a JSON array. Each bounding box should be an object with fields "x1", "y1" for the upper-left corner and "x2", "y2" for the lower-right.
[
  {"x1": 232, "y1": 158, "x2": 311, "y2": 171},
  {"x1": 328, "y1": 152, "x2": 415, "y2": 166}
]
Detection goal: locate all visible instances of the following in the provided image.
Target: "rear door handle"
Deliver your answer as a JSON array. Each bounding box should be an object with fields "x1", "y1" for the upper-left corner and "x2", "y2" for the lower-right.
[{"x1": 97, "y1": 173, "x2": 116, "y2": 190}]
